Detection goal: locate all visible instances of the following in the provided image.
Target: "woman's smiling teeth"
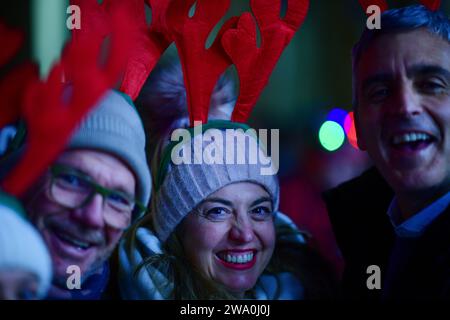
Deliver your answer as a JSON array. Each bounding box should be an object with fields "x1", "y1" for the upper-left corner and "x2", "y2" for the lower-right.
[{"x1": 218, "y1": 251, "x2": 254, "y2": 264}]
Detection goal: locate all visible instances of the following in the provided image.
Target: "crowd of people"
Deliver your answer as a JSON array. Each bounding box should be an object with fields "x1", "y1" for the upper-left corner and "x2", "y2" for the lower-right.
[{"x1": 0, "y1": 2, "x2": 448, "y2": 300}]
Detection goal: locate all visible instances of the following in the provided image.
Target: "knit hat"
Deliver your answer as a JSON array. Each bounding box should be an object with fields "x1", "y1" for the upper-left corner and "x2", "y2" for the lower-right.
[
  {"x1": 0, "y1": 191, "x2": 52, "y2": 298},
  {"x1": 135, "y1": 0, "x2": 308, "y2": 241},
  {"x1": 153, "y1": 120, "x2": 279, "y2": 242},
  {"x1": 68, "y1": 90, "x2": 151, "y2": 212}
]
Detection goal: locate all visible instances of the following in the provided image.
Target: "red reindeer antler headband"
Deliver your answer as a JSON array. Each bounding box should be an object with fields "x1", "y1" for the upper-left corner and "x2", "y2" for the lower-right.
[
  {"x1": 70, "y1": 0, "x2": 171, "y2": 100},
  {"x1": 358, "y1": 0, "x2": 441, "y2": 13},
  {"x1": 0, "y1": 12, "x2": 129, "y2": 195},
  {"x1": 165, "y1": 0, "x2": 309, "y2": 126},
  {"x1": 224, "y1": 0, "x2": 309, "y2": 123},
  {"x1": 0, "y1": 0, "x2": 170, "y2": 196},
  {"x1": 165, "y1": 0, "x2": 238, "y2": 126},
  {"x1": 1, "y1": 0, "x2": 310, "y2": 193}
]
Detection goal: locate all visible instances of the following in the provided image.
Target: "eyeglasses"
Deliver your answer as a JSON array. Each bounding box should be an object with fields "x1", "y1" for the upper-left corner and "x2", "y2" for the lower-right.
[{"x1": 47, "y1": 164, "x2": 147, "y2": 230}]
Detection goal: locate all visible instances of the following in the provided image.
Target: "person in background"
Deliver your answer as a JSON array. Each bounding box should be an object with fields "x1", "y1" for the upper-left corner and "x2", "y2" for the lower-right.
[{"x1": 0, "y1": 191, "x2": 52, "y2": 300}]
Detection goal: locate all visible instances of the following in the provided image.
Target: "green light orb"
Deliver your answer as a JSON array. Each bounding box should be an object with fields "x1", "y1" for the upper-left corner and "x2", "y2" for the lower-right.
[{"x1": 319, "y1": 121, "x2": 345, "y2": 151}]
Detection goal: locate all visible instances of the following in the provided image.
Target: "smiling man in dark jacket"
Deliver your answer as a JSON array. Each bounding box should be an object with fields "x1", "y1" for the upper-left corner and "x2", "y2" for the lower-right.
[{"x1": 324, "y1": 4, "x2": 450, "y2": 300}]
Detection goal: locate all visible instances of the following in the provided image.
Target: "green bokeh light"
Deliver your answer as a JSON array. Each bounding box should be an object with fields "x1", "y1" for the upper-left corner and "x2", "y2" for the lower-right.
[{"x1": 318, "y1": 121, "x2": 345, "y2": 151}]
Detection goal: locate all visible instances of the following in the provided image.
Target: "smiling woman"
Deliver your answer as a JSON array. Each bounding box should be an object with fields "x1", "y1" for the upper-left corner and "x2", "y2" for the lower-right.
[
  {"x1": 120, "y1": 182, "x2": 335, "y2": 300},
  {"x1": 180, "y1": 183, "x2": 277, "y2": 298},
  {"x1": 118, "y1": 62, "x2": 336, "y2": 300}
]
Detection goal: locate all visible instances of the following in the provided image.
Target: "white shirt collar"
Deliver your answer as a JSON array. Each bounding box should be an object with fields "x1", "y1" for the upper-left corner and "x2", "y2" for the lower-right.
[{"x1": 387, "y1": 190, "x2": 450, "y2": 238}]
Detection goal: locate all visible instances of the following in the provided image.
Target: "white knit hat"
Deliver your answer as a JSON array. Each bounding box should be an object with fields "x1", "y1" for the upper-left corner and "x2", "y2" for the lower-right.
[
  {"x1": 0, "y1": 192, "x2": 52, "y2": 298},
  {"x1": 153, "y1": 121, "x2": 279, "y2": 242}
]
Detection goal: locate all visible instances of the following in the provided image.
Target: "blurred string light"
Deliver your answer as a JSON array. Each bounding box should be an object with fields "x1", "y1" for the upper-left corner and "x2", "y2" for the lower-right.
[
  {"x1": 326, "y1": 108, "x2": 348, "y2": 128},
  {"x1": 319, "y1": 108, "x2": 359, "y2": 151},
  {"x1": 344, "y1": 112, "x2": 359, "y2": 149},
  {"x1": 319, "y1": 120, "x2": 345, "y2": 152}
]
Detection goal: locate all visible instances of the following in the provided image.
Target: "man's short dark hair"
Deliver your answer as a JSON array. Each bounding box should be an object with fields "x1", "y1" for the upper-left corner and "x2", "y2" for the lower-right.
[{"x1": 352, "y1": 4, "x2": 450, "y2": 108}]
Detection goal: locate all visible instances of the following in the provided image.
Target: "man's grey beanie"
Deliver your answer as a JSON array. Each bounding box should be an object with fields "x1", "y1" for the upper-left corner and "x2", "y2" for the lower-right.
[
  {"x1": 154, "y1": 123, "x2": 279, "y2": 242},
  {"x1": 68, "y1": 90, "x2": 151, "y2": 209}
]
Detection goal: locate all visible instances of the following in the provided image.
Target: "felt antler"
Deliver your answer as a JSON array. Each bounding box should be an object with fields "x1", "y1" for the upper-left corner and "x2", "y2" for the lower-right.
[
  {"x1": 358, "y1": 0, "x2": 389, "y2": 14},
  {"x1": 0, "y1": 23, "x2": 37, "y2": 130},
  {"x1": 121, "y1": 0, "x2": 171, "y2": 100},
  {"x1": 0, "y1": 7, "x2": 131, "y2": 196},
  {"x1": 419, "y1": 0, "x2": 441, "y2": 11},
  {"x1": 71, "y1": 0, "x2": 171, "y2": 100},
  {"x1": 221, "y1": 0, "x2": 309, "y2": 123},
  {"x1": 165, "y1": 0, "x2": 239, "y2": 126}
]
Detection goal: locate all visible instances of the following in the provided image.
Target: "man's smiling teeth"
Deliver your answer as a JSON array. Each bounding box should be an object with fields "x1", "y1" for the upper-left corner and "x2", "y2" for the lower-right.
[
  {"x1": 391, "y1": 132, "x2": 433, "y2": 145},
  {"x1": 219, "y1": 252, "x2": 254, "y2": 264},
  {"x1": 57, "y1": 231, "x2": 90, "y2": 249}
]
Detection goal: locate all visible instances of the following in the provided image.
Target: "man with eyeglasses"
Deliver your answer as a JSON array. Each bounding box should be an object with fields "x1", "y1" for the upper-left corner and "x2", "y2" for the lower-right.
[{"x1": 19, "y1": 91, "x2": 151, "y2": 299}]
